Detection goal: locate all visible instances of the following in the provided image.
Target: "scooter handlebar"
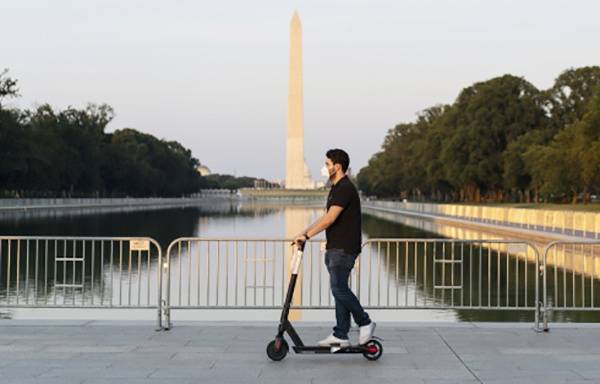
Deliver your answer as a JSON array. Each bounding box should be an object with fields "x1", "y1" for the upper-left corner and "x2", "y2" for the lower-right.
[{"x1": 291, "y1": 241, "x2": 306, "y2": 252}]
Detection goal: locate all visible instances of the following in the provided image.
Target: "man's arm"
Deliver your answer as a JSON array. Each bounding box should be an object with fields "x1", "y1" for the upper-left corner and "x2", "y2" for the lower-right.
[{"x1": 293, "y1": 205, "x2": 344, "y2": 244}]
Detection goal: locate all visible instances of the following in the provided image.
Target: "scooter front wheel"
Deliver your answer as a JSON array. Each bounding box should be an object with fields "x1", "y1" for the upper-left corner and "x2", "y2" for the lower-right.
[
  {"x1": 362, "y1": 339, "x2": 383, "y2": 361},
  {"x1": 266, "y1": 338, "x2": 289, "y2": 361}
]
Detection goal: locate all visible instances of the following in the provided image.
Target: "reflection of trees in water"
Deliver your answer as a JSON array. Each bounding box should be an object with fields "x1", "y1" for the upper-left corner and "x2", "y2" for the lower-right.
[
  {"x1": 0, "y1": 239, "x2": 160, "y2": 307},
  {"x1": 0, "y1": 201, "x2": 280, "y2": 251},
  {"x1": 362, "y1": 214, "x2": 441, "y2": 239},
  {"x1": 361, "y1": 241, "x2": 537, "y2": 309},
  {"x1": 362, "y1": 213, "x2": 600, "y2": 322},
  {"x1": 3, "y1": 205, "x2": 599, "y2": 322},
  {"x1": 0, "y1": 209, "x2": 198, "y2": 252},
  {"x1": 0, "y1": 202, "x2": 312, "y2": 310}
]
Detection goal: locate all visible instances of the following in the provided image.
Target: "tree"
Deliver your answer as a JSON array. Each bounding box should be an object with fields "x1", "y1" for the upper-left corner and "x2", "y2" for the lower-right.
[
  {"x1": 0, "y1": 71, "x2": 202, "y2": 197},
  {"x1": 525, "y1": 84, "x2": 600, "y2": 204},
  {"x1": 545, "y1": 66, "x2": 600, "y2": 131},
  {"x1": 439, "y1": 75, "x2": 547, "y2": 201},
  {"x1": 0, "y1": 69, "x2": 19, "y2": 108},
  {"x1": 358, "y1": 68, "x2": 600, "y2": 203}
]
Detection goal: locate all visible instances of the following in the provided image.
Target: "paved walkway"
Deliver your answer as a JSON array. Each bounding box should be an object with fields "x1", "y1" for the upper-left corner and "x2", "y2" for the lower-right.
[{"x1": 2, "y1": 321, "x2": 600, "y2": 383}]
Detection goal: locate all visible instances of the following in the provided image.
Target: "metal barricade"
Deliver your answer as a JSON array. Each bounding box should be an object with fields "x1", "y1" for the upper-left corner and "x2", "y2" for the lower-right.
[
  {"x1": 163, "y1": 238, "x2": 328, "y2": 328},
  {"x1": 362, "y1": 239, "x2": 542, "y2": 331},
  {"x1": 0, "y1": 236, "x2": 163, "y2": 329},
  {"x1": 7, "y1": 235, "x2": 600, "y2": 332},
  {"x1": 163, "y1": 238, "x2": 541, "y2": 330},
  {"x1": 541, "y1": 240, "x2": 600, "y2": 331}
]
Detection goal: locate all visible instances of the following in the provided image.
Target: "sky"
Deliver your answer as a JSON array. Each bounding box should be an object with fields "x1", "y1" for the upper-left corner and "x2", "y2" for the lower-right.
[{"x1": 2, "y1": 0, "x2": 599, "y2": 181}]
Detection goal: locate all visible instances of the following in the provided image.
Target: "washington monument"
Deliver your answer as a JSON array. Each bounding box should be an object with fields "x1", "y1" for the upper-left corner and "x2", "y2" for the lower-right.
[{"x1": 285, "y1": 11, "x2": 314, "y2": 190}]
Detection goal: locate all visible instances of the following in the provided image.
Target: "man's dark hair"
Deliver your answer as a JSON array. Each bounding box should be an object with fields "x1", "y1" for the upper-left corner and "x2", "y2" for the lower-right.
[{"x1": 326, "y1": 148, "x2": 350, "y2": 173}]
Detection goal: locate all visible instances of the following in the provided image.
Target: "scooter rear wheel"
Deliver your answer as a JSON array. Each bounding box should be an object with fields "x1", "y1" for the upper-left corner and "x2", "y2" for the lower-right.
[
  {"x1": 266, "y1": 339, "x2": 289, "y2": 361},
  {"x1": 362, "y1": 339, "x2": 383, "y2": 361}
]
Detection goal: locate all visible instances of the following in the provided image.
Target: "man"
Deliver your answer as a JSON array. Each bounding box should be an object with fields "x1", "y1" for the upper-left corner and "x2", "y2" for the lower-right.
[{"x1": 293, "y1": 149, "x2": 375, "y2": 347}]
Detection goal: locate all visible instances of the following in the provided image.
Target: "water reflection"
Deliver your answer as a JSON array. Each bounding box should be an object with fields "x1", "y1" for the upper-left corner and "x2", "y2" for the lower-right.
[
  {"x1": 0, "y1": 199, "x2": 279, "y2": 250},
  {"x1": 362, "y1": 214, "x2": 600, "y2": 322},
  {"x1": 0, "y1": 200, "x2": 598, "y2": 322},
  {"x1": 284, "y1": 207, "x2": 316, "y2": 321}
]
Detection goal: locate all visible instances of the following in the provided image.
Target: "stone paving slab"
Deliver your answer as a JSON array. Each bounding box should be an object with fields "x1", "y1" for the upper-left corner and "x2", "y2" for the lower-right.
[{"x1": 2, "y1": 321, "x2": 600, "y2": 383}]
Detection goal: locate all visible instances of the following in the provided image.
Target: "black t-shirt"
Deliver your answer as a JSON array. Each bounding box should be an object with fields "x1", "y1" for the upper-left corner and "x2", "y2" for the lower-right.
[{"x1": 326, "y1": 176, "x2": 362, "y2": 255}]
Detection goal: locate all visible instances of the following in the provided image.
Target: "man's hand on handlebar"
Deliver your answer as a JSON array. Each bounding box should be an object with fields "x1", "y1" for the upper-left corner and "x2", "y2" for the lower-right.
[{"x1": 292, "y1": 234, "x2": 308, "y2": 246}]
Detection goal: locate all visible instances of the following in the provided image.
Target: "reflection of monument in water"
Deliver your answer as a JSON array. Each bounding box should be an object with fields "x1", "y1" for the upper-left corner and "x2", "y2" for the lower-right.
[
  {"x1": 285, "y1": 11, "x2": 315, "y2": 190},
  {"x1": 284, "y1": 207, "x2": 315, "y2": 320}
]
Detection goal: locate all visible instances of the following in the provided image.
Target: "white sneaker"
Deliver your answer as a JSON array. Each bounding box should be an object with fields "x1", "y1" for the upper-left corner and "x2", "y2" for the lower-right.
[
  {"x1": 359, "y1": 322, "x2": 376, "y2": 345},
  {"x1": 318, "y1": 333, "x2": 351, "y2": 347}
]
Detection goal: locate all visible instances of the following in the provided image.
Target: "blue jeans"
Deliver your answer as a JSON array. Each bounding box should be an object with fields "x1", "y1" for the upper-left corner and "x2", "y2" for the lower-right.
[{"x1": 325, "y1": 249, "x2": 371, "y2": 340}]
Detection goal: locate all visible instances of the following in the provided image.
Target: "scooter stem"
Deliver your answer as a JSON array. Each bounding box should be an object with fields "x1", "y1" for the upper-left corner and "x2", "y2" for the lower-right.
[{"x1": 290, "y1": 242, "x2": 305, "y2": 275}]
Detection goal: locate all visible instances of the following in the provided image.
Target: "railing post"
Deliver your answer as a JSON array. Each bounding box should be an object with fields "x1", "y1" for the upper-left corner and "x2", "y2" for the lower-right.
[
  {"x1": 542, "y1": 244, "x2": 549, "y2": 332},
  {"x1": 534, "y1": 242, "x2": 549, "y2": 333},
  {"x1": 536, "y1": 243, "x2": 548, "y2": 332},
  {"x1": 156, "y1": 244, "x2": 163, "y2": 331},
  {"x1": 534, "y1": 246, "x2": 540, "y2": 332},
  {"x1": 163, "y1": 241, "x2": 173, "y2": 330}
]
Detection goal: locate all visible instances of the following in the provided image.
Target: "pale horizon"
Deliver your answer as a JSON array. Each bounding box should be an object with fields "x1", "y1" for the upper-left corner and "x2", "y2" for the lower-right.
[{"x1": 2, "y1": 0, "x2": 599, "y2": 181}]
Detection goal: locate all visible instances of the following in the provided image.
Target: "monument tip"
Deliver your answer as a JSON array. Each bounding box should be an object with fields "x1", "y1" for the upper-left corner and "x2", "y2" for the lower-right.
[{"x1": 291, "y1": 10, "x2": 300, "y2": 23}]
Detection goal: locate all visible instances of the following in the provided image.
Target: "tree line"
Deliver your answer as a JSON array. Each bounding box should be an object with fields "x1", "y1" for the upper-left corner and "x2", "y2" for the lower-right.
[
  {"x1": 0, "y1": 70, "x2": 277, "y2": 197},
  {"x1": 357, "y1": 67, "x2": 600, "y2": 204},
  {"x1": 199, "y1": 174, "x2": 278, "y2": 190},
  {"x1": 0, "y1": 70, "x2": 263, "y2": 197}
]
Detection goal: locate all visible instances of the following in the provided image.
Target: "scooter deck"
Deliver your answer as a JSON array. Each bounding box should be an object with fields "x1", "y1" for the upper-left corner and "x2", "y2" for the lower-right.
[{"x1": 293, "y1": 345, "x2": 368, "y2": 354}]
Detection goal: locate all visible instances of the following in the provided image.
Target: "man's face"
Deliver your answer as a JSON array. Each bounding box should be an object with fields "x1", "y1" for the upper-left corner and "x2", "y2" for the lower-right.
[{"x1": 324, "y1": 158, "x2": 338, "y2": 180}]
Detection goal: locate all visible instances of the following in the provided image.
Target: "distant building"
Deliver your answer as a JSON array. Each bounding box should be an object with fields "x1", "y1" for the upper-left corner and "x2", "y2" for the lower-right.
[
  {"x1": 197, "y1": 165, "x2": 211, "y2": 176},
  {"x1": 254, "y1": 179, "x2": 283, "y2": 189}
]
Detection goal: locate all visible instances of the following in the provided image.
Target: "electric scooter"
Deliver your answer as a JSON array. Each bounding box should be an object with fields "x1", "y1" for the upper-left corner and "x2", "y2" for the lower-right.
[{"x1": 266, "y1": 241, "x2": 383, "y2": 361}]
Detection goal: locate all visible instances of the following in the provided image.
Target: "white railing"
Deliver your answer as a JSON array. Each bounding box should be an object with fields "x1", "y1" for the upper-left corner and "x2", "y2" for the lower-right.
[
  {"x1": 0, "y1": 236, "x2": 163, "y2": 329},
  {"x1": 541, "y1": 241, "x2": 600, "y2": 330},
  {"x1": 163, "y1": 238, "x2": 542, "y2": 330},
  {"x1": 4, "y1": 235, "x2": 600, "y2": 332}
]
